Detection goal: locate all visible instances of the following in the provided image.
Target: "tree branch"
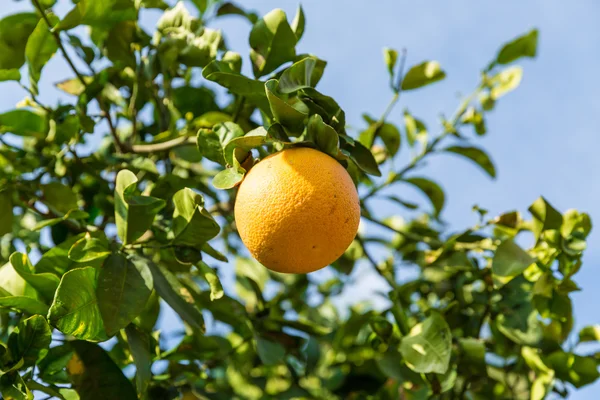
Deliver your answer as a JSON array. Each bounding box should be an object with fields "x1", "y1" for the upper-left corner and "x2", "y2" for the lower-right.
[{"x1": 130, "y1": 136, "x2": 196, "y2": 154}]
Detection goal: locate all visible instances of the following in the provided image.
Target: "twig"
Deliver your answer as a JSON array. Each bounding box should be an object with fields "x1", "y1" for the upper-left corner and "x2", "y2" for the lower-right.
[{"x1": 130, "y1": 136, "x2": 196, "y2": 154}]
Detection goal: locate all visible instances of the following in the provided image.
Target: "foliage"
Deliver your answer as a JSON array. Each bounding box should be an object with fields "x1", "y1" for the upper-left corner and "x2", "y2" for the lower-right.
[{"x1": 0, "y1": 1, "x2": 595, "y2": 399}]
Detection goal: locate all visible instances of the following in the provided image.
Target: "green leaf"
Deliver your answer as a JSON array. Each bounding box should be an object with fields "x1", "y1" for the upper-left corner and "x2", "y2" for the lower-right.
[
  {"x1": 529, "y1": 197, "x2": 563, "y2": 242},
  {"x1": 68, "y1": 234, "x2": 111, "y2": 263},
  {"x1": 0, "y1": 189, "x2": 13, "y2": 236},
  {"x1": 265, "y1": 79, "x2": 308, "y2": 134},
  {"x1": 492, "y1": 239, "x2": 534, "y2": 278},
  {"x1": 42, "y1": 182, "x2": 79, "y2": 215},
  {"x1": 490, "y1": 66, "x2": 523, "y2": 99},
  {"x1": 69, "y1": 341, "x2": 137, "y2": 400},
  {"x1": 291, "y1": 5, "x2": 305, "y2": 41},
  {"x1": 9, "y1": 252, "x2": 60, "y2": 303},
  {"x1": 202, "y1": 61, "x2": 270, "y2": 113},
  {"x1": 403, "y1": 111, "x2": 427, "y2": 147},
  {"x1": 235, "y1": 257, "x2": 268, "y2": 309},
  {"x1": 546, "y1": 351, "x2": 599, "y2": 388},
  {"x1": 249, "y1": 8, "x2": 297, "y2": 77},
  {"x1": 0, "y1": 373, "x2": 32, "y2": 400},
  {"x1": 399, "y1": 312, "x2": 451, "y2": 374},
  {"x1": 0, "y1": 13, "x2": 40, "y2": 70},
  {"x1": 57, "y1": 0, "x2": 137, "y2": 31},
  {"x1": 496, "y1": 29, "x2": 539, "y2": 65},
  {"x1": 125, "y1": 325, "x2": 153, "y2": 398},
  {"x1": 197, "y1": 121, "x2": 244, "y2": 165},
  {"x1": 201, "y1": 242, "x2": 229, "y2": 262},
  {"x1": 444, "y1": 145, "x2": 496, "y2": 178},
  {"x1": 0, "y1": 109, "x2": 47, "y2": 138},
  {"x1": 115, "y1": 170, "x2": 166, "y2": 245},
  {"x1": 401, "y1": 61, "x2": 446, "y2": 91},
  {"x1": 379, "y1": 123, "x2": 401, "y2": 157},
  {"x1": 0, "y1": 296, "x2": 49, "y2": 316},
  {"x1": 172, "y1": 188, "x2": 220, "y2": 248},
  {"x1": 36, "y1": 233, "x2": 94, "y2": 276},
  {"x1": 256, "y1": 336, "x2": 286, "y2": 365},
  {"x1": 7, "y1": 315, "x2": 51, "y2": 368},
  {"x1": 147, "y1": 261, "x2": 205, "y2": 332},
  {"x1": 402, "y1": 177, "x2": 445, "y2": 217},
  {"x1": 216, "y1": 3, "x2": 258, "y2": 23},
  {"x1": 197, "y1": 261, "x2": 224, "y2": 301},
  {"x1": 212, "y1": 168, "x2": 245, "y2": 190},
  {"x1": 343, "y1": 141, "x2": 381, "y2": 176},
  {"x1": 457, "y1": 338, "x2": 485, "y2": 374},
  {"x1": 48, "y1": 267, "x2": 108, "y2": 342},
  {"x1": 223, "y1": 127, "x2": 268, "y2": 165},
  {"x1": 278, "y1": 56, "x2": 326, "y2": 93},
  {"x1": 0, "y1": 69, "x2": 20, "y2": 82},
  {"x1": 97, "y1": 254, "x2": 153, "y2": 337},
  {"x1": 578, "y1": 325, "x2": 600, "y2": 343},
  {"x1": 299, "y1": 87, "x2": 346, "y2": 133},
  {"x1": 383, "y1": 48, "x2": 398, "y2": 88},
  {"x1": 306, "y1": 114, "x2": 339, "y2": 157},
  {"x1": 25, "y1": 15, "x2": 59, "y2": 95}
]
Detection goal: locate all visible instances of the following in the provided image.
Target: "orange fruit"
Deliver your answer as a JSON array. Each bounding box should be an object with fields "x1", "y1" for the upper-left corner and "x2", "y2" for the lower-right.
[{"x1": 234, "y1": 147, "x2": 360, "y2": 274}]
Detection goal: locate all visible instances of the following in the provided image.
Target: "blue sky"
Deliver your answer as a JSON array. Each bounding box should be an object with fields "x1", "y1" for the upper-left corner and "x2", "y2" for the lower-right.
[{"x1": 2, "y1": 0, "x2": 600, "y2": 397}]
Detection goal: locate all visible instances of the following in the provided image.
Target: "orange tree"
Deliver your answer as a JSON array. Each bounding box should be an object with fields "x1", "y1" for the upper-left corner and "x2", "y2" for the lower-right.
[{"x1": 0, "y1": 1, "x2": 597, "y2": 399}]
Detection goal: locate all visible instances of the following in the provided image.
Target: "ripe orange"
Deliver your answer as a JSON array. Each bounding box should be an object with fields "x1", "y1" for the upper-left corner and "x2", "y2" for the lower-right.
[{"x1": 234, "y1": 147, "x2": 360, "y2": 274}]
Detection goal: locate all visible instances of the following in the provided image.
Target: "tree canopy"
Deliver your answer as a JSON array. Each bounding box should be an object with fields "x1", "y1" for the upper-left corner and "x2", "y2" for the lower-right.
[{"x1": 0, "y1": 1, "x2": 597, "y2": 399}]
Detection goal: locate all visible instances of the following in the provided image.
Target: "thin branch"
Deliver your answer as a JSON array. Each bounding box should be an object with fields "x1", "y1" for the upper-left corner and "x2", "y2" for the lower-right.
[{"x1": 131, "y1": 136, "x2": 196, "y2": 153}]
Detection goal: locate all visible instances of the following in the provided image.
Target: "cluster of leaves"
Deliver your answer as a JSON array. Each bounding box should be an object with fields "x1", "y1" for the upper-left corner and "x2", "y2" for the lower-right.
[{"x1": 0, "y1": 0, "x2": 597, "y2": 399}]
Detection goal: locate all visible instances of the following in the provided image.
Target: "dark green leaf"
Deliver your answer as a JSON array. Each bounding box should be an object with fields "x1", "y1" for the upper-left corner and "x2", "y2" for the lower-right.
[
  {"x1": 379, "y1": 123, "x2": 401, "y2": 157},
  {"x1": 249, "y1": 8, "x2": 297, "y2": 77},
  {"x1": 546, "y1": 351, "x2": 599, "y2": 388},
  {"x1": 42, "y1": 182, "x2": 79, "y2": 215},
  {"x1": 147, "y1": 261, "x2": 205, "y2": 332},
  {"x1": 0, "y1": 109, "x2": 47, "y2": 138},
  {"x1": 344, "y1": 141, "x2": 381, "y2": 176},
  {"x1": 223, "y1": 127, "x2": 268, "y2": 165},
  {"x1": 0, "y1": 373, "x2": 32, "y2": 400},
  {"x1": 0, "y1": 13, "x2": 39, "y2": 70},
  {"x1": 278, "y1": 56, "x2": 326, "y2": 93},
  {"x1": 306, "y1": 114, "x2": 339, "y2": 157},
  {"x1": 402, "y1": 177, "x2": 445, "y2": 217},
  {"x1": 265, "y1": 79, "x2": 308, "y2": 134},
  {"x1": 26, "y1": 15, "x2": 59, "y2": 95},
  {"x1": 69, "y1": 341, "x2": 137, "y2": 400},
  {"x1": 399, "y1": 312, "x2": 451, "y2": 374},
  {"x1": 216, "y1": 2, "x2": 258, "y2": 24},
  {"x1": 115, "y1": 169, "x2": 166, "y2": 245},
  {"x1": 197, "y1": 121, "x2": 244, "y2": 165},
  {"x1": 0, "y1": 189, "x2": 13, "y2": 236},
  {"x1": 445, "y1": 145, "x2": 496, "y2": 178},
  {"x1": 496, "y1": 29, "x2": 539, "y2": 65},
  {"x1": 58, "y1": 0, "x2": 137, "y2": 31},
  {"x1": 0, "y1": 296, "x2": 49, "y2": 316},
  {"x1": 125, "y1": 324, "x2": 153, "y2": 397},
  {"x1": 7, "y1": 315, "x2": 51, "y2": 367},
  {"x1": 401, "y1": 61, "x2": 446, "y2": 91},
  {"x1": 172, "y1": 188, "x2": 220, "y2": 248},
  {"x1": 9, "y1": 252, "x2": 60, "y2": 303},
  {"x1": 201, "y1": 242, "x2": 229, "y2": 262},
  {"x1": 97, "y1": 254, "x2": 153, "y2": 337},
  {"x1": 256, "y1": 336, "x2": 285, "y2": 365},
  {"x1": 48, "y1": 267, "x2": 108, "y2": 342}
]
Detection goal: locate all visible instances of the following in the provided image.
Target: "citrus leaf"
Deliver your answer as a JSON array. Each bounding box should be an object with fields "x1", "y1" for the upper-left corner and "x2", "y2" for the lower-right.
[
  {"x1": 496, "y1": 29, "x2": 539, "y2": 65},
  {"x1": 265, "y1": 79, "x2": 307, "y2": 135},
  {"x1": 306, "y1": 114, "x2": 339, "y2": 157},
  {"x1": 0, "y1": 296, "x2": 49, "y2": 316},
  {"x1": 197, "y1": 261, "x2": 224, "y2": 301},
  {"x1": 25, "y1": 15, "x2": 59, "y2": 95},
  {"x1": 278, "y1": 56, "x2": 326, "y2": 93},
  {"x1": 343, "y1": 141, "x2": 381, "y2": 176},
  {"x1": 69, "y1": 341, "x2": 137, "y2": 399},
  {"x1": 401, "y1": 61, "x2": 446, "y2": 91},
  {"x1": 249, "y1": 8, "x2": 297, "y2": 77},
  {"x1": 125, "y1": 325, "x2": 153, "y2": 397},
  {"x1": 48, "y1": 267, "x2": 108, "y2": 342},
  {"x1": 402, "y1": 177, "x2": 445, "y2": 217},
  {"x1": 115, "y1": 169, "x2": 166, "y2": 245},
  {"x1": 57, "y1": 0, "x2": 137, "y2": 31},
  {"x1": 0, "y1": 12, "x2": 39, "y2": 70},
  {"x1": 7, "y1": 315, "x2": 51, "y2": 368},
  {"x1": 68, "y1": 234, "x2": 111, "y2": 263},
  {"x1": 0, "y1": 109, "x2": 47, "y2": 138},
  {"x1": 147, "y1": 261, "x2": 205, "y2": 332},
  {"x1": 213, "y1": 168, "x2": 245, "y2": 190},
  {"x1": 9, "y1": 252, "x2": 60, "y2": 303},
  {"x1": 97, "y1": 254, "x2": 153, "y2": 337},
  {"x1": 172, "y1": 188, "x2": 220, "y2": 248},
  {"x1": 0, "y1": 189, "x2": 13, "y2": 236},
  {"x1": 492, "y1": 239, "x2": 534, "y2": 278},
  {"x1": 444, "y1": 145, "x2": 496, "y2": 178},
  {"x1": 0, "y1": 69, "x2": 21, "y2": 82},
  {"x1": 291, "y1": 4, "x2": 305, "y2": 42},
  {"x1": 399, "y1": 312, "x2": 451, "y2": 374}
]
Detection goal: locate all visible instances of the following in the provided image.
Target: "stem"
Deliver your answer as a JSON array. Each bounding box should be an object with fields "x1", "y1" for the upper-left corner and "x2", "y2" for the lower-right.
[
  {"x1": 361, "y1": 213, "x2": 441, "y2": 246},
  {"x1": 130, "y1": 136, "x2": 195, "y2": 153}
]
